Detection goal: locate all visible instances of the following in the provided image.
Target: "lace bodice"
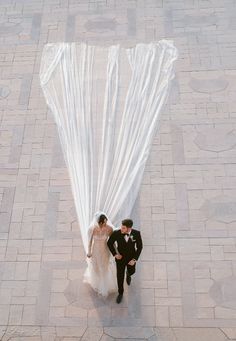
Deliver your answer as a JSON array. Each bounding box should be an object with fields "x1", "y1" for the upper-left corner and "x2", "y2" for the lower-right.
[
  {"x1": 93, "y1": 233, "x2": 109, "y2": 241},
  {"x1": 88, "y1": 225, "x2": 112, "y2": 249}
]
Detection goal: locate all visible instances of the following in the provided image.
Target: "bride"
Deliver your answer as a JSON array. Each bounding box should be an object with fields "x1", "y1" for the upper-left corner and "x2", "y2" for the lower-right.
[{"x1": 83, "y1": 212, "x2": 117, "y2": 296}]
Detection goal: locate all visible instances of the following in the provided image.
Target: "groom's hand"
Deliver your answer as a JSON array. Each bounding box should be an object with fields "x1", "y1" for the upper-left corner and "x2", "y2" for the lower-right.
[
  {"x1": 115, "y1": 254, "x2": 122, "y2": 260},
  {"x1": 128, "y1": 259, "x2": 136, "y2": 266}
]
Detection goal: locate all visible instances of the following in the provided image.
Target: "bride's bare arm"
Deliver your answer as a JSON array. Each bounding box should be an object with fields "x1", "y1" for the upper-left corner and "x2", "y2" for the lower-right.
[{"x1": 107, "y1": 225, "x2": 113, "y2": 236}]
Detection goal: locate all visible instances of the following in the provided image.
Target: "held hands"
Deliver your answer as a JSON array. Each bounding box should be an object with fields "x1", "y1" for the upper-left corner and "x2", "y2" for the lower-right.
[
  {"x1": 128, "y1": 259, "x2": 136, "y2": 266},
  {"x1": 87, "y1": 253, "x2": 92, "y2": 258},
  {"x1": 115, "y1": 254, "x2": 122, "y2": 260}
]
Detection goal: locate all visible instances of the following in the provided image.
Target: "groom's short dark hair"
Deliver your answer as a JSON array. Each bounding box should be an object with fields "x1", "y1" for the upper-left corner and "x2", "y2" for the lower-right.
[{"x1": 122, "y1": 219, "x2": 133, "y2": 228}]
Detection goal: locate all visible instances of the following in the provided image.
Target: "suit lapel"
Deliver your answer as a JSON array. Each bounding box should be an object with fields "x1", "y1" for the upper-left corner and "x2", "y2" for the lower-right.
[
  {"x1": 118, "y1": 230, "x2": 129, "y2": 245},
  {"x1": 118, "y1": 230, "x2": 126, "y2": 244}
]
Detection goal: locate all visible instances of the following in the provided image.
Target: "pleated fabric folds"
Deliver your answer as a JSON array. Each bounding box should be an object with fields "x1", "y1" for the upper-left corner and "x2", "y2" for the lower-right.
[{"x1": 40, "y1": 41, "x2": 178, "y2": 251}]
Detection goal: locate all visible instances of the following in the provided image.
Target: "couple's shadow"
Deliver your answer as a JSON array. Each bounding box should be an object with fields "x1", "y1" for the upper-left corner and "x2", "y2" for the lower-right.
[{"x1": 64, "y1": 269, "x2": 142, "y2": 326}]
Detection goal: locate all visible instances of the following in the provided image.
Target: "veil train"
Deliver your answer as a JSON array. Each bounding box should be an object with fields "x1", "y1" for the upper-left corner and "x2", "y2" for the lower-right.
[{"x1": 40, "y1": 41, "x2": 178, "y2": 251}]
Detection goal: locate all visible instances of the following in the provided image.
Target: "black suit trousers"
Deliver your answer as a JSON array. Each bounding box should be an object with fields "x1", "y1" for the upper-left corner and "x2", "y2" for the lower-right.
[{"x1": 116, "y1": 258, "x2": 136, "y2": 294}]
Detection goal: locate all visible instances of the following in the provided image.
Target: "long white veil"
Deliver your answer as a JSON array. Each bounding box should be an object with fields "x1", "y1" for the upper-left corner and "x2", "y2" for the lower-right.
[{"x1": 40, "y1": 40, "x2": 178, "y2": 252}]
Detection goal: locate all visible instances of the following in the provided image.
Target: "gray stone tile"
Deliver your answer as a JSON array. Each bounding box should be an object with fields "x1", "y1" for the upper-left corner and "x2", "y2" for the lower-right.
[
  {"x1": 0, "y1": 327, "x2": 7, "y2": 340},
  {"x1": 0, "y1": 305, "x2": 10, "y2": 325},
  {"x1": 66, "y1": 15, "x2": 76, "y2": 42},
  {"x1": 173, "y1": 328, "x2": 227, "y2": 341},
  {"x1": 65, "y1": 278, "x2": 107, "y2": 310},
  {"x1": 84, "y1": 18, "x2": 117, "y2": 32},
  {"x1": 164, "y1": 10, "x2": 173, "y2": 36},
  {"x1": 209, "y1": 276, "x2": 236, "y2": 309},
  {"x1": 12, "y1": 126, "x2": 24, "y2": 147},
  {"x1": 44, "y1": 192, "x2": 60, "y2": 239},
  {"x1": 56, "y1": 326, "x2": 86, "y2": 337},
  {"x1": 171, "y1": 124, "x2": 185, "y2": 165},
  {"x1": 52, "y1": 136, "x2": 66, "y2": 168},
  {"x1": 80, "y1": 327, "x2": 103, "y2": 340},
  {"x1": 169, "y1": 76, "x2": 180, "y2": 105},
  {"x1": 189, "y1": 76, "x2": 228, "y2": 93},
  {"x1": 19, "y1": 75, "x2": 32, "y2": 108},
  {"x1": 9, "y1": 146, "x2": 22, "y2": 164},
  {"x1": 110, "y1": 307, "x2": 141, "y2": 327},
  {"x1": 37, "y1": 261, "x2": 85, "y2": 326},
  {"x1": 194, "y1": 127, "x2": 236, "y2": 153},
  {"x1": 104, "y1": 327, "x2": 155, "y2": 339},
  {"x1": 0, "y1": 212, "x2": 11, "y2": 233},
  {"x1": 154, "y1": 327, "x2": 177, "y2": 341},
  {"x1": 0, "y1": 22, "x2": 23, "y2": 36},
  {"x1": 36, "y1": 265, "x2": 52, "y2": 325},
  {"x1": 201, "y1": 195, "x2": 236, "y2": 224},
  {"x1": 100, "y1": 335, "x2": 114, "y2": 341},
  {"x1": 140, "y1": 288, "x2": 155, "y2": 306},
  {"x1": 0, "y1": 187, "x2": 15, "y2": 213},
  {"x1": 127, "y1": 9, "x2": 136, "y2": 37},
  {"x1": 175, "y1": 183, "x2": 189, "y2": 230},
  {"x1": 184, "y1": 13, "x2": 218, "y2": 28},
  {"x1": 8, "y1": 304, "x2": 23, "y2": 325},
  {"x1": 0, "y1": 86, "x2": 10, "y2": 98},
  {"x1": 30, "y1": 13, "x2": 42, "y2": 42},
  {"x1": 148, "y1": 335, "x2": 160, "y2": 341},
  {"x1": 115, "y1": 339, "x2": 146, "y2": 341}
]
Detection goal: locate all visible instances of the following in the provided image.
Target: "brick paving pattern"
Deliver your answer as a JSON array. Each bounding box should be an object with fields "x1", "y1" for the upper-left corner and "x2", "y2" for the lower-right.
[{"x1": 1, "y1": 0, "x2": 236, "y2": 340}]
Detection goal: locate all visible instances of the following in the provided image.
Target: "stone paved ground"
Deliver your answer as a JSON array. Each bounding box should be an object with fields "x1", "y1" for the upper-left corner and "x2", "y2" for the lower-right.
[{"x1": 1, "y1": 0, "x2": 236, "y2": 340}]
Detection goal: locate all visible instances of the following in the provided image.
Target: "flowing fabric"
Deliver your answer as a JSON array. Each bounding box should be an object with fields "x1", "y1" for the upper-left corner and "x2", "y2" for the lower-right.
[
  {"x1": 83, "y1": 210, "x2": 116, "y2": 296},
  {"x1": 40, "y1": 41, "x2": 178, "y2": 251},
  {"x1": 83, "y1": 211, "x2": 117, "y2": 296}
]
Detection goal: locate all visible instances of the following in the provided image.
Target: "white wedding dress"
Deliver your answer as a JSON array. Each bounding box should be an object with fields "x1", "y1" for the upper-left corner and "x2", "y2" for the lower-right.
[{"x1": 83, "y1": 223, "x2": 117, "y2": 296}]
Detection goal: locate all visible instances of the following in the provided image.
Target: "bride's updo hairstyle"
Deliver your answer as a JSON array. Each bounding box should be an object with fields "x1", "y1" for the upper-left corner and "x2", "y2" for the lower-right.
[{"x1": 98, "y1": 214, "x2": 107, "y2": 225}]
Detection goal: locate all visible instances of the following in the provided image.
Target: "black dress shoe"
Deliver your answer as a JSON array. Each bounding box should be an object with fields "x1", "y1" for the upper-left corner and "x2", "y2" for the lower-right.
[
  {"x1": 116, "y1": 294, "x2": 123, "y2": 304},
  {"x1": 126, "y1": 273, "x2": 131, "y2": 286}
]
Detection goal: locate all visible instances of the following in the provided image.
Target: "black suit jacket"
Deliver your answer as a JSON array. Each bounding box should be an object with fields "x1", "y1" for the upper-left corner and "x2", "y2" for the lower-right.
[{"x1": 107, "y1": 228, "x2": 143, "y2": 261}]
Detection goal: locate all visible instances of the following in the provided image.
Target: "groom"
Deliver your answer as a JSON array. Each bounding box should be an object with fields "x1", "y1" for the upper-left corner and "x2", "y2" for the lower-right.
[{"x1": 107, "y1": 218, "x2": 143, "y2": 303}]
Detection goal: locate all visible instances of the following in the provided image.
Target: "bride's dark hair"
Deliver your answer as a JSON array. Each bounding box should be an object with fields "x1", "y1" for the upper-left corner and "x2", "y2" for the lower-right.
[{"x1": 98, "y1": 214, "x2": 107, "y2": 224}]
